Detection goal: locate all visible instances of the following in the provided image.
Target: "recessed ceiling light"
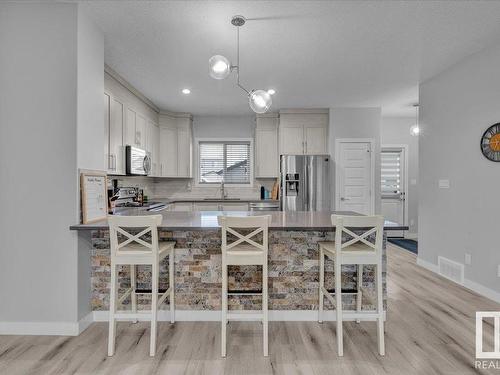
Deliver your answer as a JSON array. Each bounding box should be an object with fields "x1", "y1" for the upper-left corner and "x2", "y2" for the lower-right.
[
  {"x1": 267, "y1": 89, "x2": 276, "y2": 95},
  {"x1": 182, "y1": 88, "x2": 191, "y2": 95}
]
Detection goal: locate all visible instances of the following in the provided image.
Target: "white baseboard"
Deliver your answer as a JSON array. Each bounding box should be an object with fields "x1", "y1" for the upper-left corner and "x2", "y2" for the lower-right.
[
  {"x1": 417, "y1": 256, "x2": 500, "y2": 304},
  {"x1": 416, "y1": 257, "x2": 439, "y2": 273},
  {"x1": 463, "y1": 278, "x2": 500, "y2": 304},
  {"x1": 0, "y1": 311, "x2": 94, "y2": 336},
  {"x1": 405, "y1": 232, "x2": 418, "y2": 240},
  {"x1": 93, "y1": 310, "x2": 386, "y2": 322},
  {"x1": 0, "y1": 310, "x2": 387, "y2": 336},
  {"x1": 77, "y1": 312, "x2": 94, "y2": 334}
]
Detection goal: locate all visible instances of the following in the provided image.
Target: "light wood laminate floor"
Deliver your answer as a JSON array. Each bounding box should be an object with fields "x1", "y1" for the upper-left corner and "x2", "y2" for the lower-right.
[{"x1": 1, "y1": 245, "x2": 499, "y2": 375}]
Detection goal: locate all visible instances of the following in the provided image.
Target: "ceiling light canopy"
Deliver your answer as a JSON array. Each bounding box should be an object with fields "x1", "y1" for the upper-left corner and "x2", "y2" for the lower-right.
[
  {"x1": 208, "y1": 15, "x2": 273, "y2": 114},
  {"x1": 182, "y1": 88, "x2": 191, "y2": 94}
]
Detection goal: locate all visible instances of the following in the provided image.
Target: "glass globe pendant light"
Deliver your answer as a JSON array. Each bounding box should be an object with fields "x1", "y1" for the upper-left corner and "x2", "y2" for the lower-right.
[
  {"x1": 410, "y1": 104, "x2": 420, "y2": 136},
  {"x1": 208, "y1": 15, "x2": 274, "y2": 114},
  {"x1": 249, "y1": 90, "x2": 272, "y2": 114},
  {"x1": 208, "y1": 55, "x2": 231, "y2": 80}
]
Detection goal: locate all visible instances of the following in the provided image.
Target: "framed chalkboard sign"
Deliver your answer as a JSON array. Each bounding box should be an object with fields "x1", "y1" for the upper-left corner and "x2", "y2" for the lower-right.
[{"x1": 80, "y1": 170, "x2": 108, "y2": 224}]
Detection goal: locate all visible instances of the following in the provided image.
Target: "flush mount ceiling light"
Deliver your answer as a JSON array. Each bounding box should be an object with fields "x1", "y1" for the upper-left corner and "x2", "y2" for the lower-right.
[
  {"x1": 182, "y1": 88, "x2": 191, "y2": 95},
  {"x1": 208, "y1": 15, "x2": 273, "y2": 114},
  {"x1": 410, "y1": 104, "x2": 420, "y2": 136}
]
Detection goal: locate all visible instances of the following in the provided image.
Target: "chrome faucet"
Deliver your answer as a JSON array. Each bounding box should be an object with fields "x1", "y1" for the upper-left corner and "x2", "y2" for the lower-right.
[{"x1": 220, "y1": 180, "x2": 228, "y2": 199}]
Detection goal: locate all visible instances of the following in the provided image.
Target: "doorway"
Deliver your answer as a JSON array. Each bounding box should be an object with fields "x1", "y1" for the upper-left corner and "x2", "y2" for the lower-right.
[
  {"x1": 381, "y1": 145, "x2": 408, "y2": 238},
  {"x1": 335, "y1": 139, "x2": 375, "y2": 215}
]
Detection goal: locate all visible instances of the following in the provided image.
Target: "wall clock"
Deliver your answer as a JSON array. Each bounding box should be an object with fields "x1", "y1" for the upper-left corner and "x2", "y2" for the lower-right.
[{"x1": 481, "y1": 123, "x2": 500, "y2": 162}]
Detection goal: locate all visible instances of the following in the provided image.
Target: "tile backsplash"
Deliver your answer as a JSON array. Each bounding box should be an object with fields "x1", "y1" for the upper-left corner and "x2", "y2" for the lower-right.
[{"x1": 113, "y1": 177, "x2": 277, "y2": 201}]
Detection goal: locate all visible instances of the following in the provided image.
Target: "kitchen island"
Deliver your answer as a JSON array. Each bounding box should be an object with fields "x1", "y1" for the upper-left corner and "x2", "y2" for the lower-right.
[{"x1": 71, "y1": 210, "x2": 406, "y2": 320}]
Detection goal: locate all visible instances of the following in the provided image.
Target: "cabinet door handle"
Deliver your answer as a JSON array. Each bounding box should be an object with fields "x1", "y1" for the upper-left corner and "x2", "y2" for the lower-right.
[{"x1": 108, "y1": 154, "x2": 113, "y2": 170}]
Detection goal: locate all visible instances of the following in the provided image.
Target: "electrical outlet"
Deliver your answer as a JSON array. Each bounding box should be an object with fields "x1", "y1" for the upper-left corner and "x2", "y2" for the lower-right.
[
  {"x1": 438, "y1": 179, "x2": 450, "y2": 189},
  {"x1": 464, "y1": 253, "x2": 472, "y2": 265}
]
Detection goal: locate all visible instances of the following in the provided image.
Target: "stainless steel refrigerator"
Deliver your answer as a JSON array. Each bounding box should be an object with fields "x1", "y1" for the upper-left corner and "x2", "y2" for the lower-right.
[{"x1": 280, "y1": 155, "x2": 331, "y2": 211}]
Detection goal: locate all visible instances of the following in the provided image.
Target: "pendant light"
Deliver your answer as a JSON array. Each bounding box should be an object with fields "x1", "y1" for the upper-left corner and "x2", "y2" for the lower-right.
[
  {"x1": 208, "y1": 15, "x2": 273, "y2": 114},
  {"x1": 410, "y1": 104, "x2": 420, "y2": 136}
]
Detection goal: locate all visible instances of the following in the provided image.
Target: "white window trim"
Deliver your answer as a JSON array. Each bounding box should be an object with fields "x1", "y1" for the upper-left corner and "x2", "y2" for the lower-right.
[{"x1": 194, "y1": 137, "x2": 254, "y2": 188}]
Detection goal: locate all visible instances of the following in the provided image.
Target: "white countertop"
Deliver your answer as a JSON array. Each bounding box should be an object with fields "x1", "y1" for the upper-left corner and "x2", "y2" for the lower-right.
[{"x1": 70, "y1": 209, "x2": 407, "y2": 231}]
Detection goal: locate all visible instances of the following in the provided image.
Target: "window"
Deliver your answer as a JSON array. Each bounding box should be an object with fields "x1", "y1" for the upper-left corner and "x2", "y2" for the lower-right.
[
  {"x1": 198, "y1": 140, "x2": 251, "y2": 184},
  {"x1": 381, "y1": 150, "x2": 402, "y2": 197}
]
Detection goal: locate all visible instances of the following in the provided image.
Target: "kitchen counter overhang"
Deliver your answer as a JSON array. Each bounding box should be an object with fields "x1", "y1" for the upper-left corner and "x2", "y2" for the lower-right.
[{"x1": 70, "y1": 210, "x2": 408, "y2": 231}]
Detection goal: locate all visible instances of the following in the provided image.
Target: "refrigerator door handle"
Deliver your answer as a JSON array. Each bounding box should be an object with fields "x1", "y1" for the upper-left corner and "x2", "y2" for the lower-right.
[{"x1": 304, "y1": 156, "x2": 309, "y2": 211}]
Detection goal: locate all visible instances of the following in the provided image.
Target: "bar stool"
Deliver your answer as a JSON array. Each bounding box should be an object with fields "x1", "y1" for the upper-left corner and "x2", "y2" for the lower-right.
[
  {"x1": 218, "y1": 215, "x2": 271, "y2": 357},
  {"x1": 107, "y1": 215, "x2": 175, "y2": 357},
  {"x1": 318, "y1": 214, "x2": 385, "y2": 356}
]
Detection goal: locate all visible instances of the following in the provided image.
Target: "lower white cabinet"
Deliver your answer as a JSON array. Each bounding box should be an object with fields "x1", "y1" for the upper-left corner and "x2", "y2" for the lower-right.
[
  {"x1": 194, "y1": 203, "x2": 219, "y2": 211},
  {"x1": 159, "y1": 114, "x2": 193, "y2": 178},
  {"x1": 170, "y1": 202, "x2": 193, "y2": 211},
  {"x1": 220, "y1": 203, "x2": 250, "y2": 210}
]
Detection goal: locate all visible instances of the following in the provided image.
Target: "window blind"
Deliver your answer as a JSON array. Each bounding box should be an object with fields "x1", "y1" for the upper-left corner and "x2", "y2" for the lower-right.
[
  {"x1": 381, "y1": 151, "x2": 401, "y2": 196},
  {"x1": 199, "y1": 141, "x2": 251, "y2": 184}
]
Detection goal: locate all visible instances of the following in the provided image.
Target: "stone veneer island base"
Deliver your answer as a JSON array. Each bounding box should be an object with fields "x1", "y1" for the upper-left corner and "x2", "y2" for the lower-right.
[
  {"x1": 70, "y1": 210, "x2": 404, "y2": 319},
  {"x1": 89, "y1": 228, "x2": 386, "y2": 315}
]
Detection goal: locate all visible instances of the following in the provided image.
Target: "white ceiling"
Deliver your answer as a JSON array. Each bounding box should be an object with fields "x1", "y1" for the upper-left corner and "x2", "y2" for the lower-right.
[{"x1": 79, "y1": 1, "x2": 500, "y2": 117}]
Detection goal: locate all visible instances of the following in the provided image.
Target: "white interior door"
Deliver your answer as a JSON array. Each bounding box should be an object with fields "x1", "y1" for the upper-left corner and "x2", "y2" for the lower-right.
[
  {"x1": 381, "y1": 147, "x2": 406, "y2": 237},
  {"x1": 337, "y1": 141, "x2": 372, "y2": 215}
]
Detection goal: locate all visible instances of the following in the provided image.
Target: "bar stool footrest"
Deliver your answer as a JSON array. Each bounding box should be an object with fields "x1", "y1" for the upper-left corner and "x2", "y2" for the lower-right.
[{"x1": 227, "y1": 311, "x2": 264, "y2": 320}]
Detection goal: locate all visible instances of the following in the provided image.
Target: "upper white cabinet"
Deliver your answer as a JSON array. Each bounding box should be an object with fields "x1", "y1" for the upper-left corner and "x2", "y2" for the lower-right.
[
  {"x1": 104, "y1": 92, "x2": 126, "y2": 175},
  {"x1": 255, "y1": 113, "x2": 279, "y2": 178},
  {"x1": 147, "y1": 121, "x2": 160, "y2": 177},
  {"x1": 125, "y1": 107, "x2": 147, "y2": 149},
  {"x1": 159, "y1": 113, "x2": 193, "y2": 178},
  {"x1": 159, "y1": 124, "x2": 177, "y2": 177},
  {"x1": 279, "y1": 109, "x2": 329, "y2": 155},
  {"x1": 105, "y1": 70, "x2": 161, "y2": 176}
]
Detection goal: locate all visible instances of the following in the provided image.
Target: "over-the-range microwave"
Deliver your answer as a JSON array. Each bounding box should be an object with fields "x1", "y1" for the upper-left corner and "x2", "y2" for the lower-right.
[{"x1": 125, "y1": 145, "x2": 151, "y2": 176}]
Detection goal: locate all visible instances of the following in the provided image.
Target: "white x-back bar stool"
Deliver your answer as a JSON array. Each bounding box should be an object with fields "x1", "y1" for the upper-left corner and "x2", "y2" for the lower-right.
[
  {"x1": 318, "y1": 214, "x2": 385, "y2": 356},
  {"x1": 218, "y1": 215, "x2": 271, "y2": 357},
  {"x1": 107, "y1": 215, "x2": 175, "y2": 357}
]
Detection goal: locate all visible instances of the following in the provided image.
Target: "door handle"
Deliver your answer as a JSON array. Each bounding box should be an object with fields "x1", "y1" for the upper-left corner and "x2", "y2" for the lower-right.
[{"x1": 340, "y1": 197, "x2": 350, "y2": 201}]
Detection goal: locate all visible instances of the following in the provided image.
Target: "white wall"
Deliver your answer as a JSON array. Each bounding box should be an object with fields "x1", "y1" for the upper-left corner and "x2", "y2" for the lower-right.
[
  {"x1": 329, "y1": 108, "x2": 382, "y2": 213},
  {"x1": 77, "y1": 10, "x2": 104, "y2": 171},
  {"x1": 0, "y1": 2, "x2": 79, "y2": 327},
  {"x1": 76, "y1": 10, "x2": 104, "y2": 321},
  {"x1": 381, "y1": 117, "x2": 419, "y2": 236},
  {"x1": 193, "y1": 115, "x2": 254, "y2": 139},
  {"x1": 0, "y1": 2, "x2": 104, "y2": 333},
  {"x1": 419, "y1": 42, "x2": 500, "y2": 299}
]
